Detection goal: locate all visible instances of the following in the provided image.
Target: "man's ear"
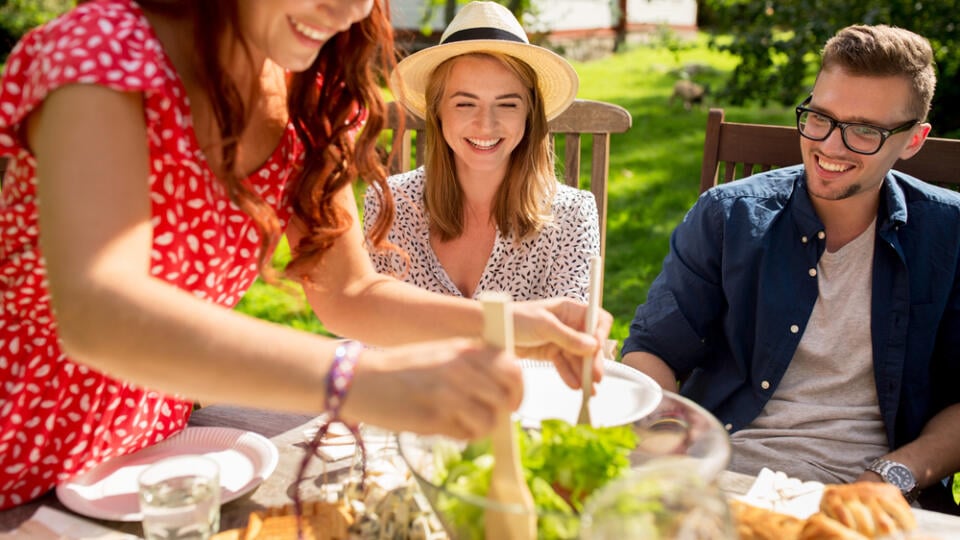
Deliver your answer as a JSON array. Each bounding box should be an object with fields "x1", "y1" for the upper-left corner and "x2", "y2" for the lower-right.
[{"x1": 899, "y1": 123, "x2": 931, "y2": 160}]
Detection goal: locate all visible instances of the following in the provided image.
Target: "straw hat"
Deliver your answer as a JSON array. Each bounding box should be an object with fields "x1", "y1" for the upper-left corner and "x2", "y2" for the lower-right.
[{"x1": 391, "y1": 1, "x2": 579, "y2": 121}]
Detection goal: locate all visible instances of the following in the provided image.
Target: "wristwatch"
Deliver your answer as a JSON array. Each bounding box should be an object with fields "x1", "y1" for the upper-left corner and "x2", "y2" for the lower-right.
[{"x1": 867, "y1": 458, "x2": 920, "y2": 502}]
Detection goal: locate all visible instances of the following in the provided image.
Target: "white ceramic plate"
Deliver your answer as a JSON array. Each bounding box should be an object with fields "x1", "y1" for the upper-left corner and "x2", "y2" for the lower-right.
[
  {"x1": 516, "y1": 359, "x2": 663, "y2": 428},
  {"x1": 56, "y1": 427, "x2": 278, "y2": 522}
]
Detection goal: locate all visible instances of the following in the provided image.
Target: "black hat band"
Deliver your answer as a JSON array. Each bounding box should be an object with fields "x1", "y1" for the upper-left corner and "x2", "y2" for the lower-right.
[{"x1": 442, "y1": 27, "x2": 526, "y2": 45}]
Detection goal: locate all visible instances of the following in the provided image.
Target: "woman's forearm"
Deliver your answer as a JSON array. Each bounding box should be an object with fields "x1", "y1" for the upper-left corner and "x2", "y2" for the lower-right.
[{"x1": 52, "y1": 270, "x2": 335, "y2": 414}]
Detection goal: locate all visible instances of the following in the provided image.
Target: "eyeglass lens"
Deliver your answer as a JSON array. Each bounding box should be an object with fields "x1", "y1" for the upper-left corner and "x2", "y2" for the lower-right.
[{"x1": 797, "y1": 110, "x2": 885, "y2": 154}]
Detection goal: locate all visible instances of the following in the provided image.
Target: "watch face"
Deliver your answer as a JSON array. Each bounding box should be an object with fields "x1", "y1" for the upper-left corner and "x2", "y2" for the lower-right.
[{"x1": 886, "y1": 464, "x2": 915, "y2": 489}]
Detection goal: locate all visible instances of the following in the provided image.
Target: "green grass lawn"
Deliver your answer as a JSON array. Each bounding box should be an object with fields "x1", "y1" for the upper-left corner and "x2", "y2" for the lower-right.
[
  {"x1": 573, "y1": 36, "x2": 795, "y2": 342},
  {"x1": 235, "y1": 34, "x2": 798, "y2": 346}
]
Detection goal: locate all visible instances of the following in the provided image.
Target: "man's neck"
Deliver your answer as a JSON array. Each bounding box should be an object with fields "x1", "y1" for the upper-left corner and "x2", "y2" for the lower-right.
[{"x1": 813, "y1": 190, "x2": 881, "y2": 252}]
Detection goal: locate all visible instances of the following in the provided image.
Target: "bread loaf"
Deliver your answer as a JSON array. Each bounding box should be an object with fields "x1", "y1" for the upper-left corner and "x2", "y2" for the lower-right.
[
  {"x1": 733, "y1": 481, "x2": 917, "y2": 540},
  {"x1": 729, "y1": 499, "x2": 805, "y2": 540},
  {"x1": 817, "y1": 483, "x2": 916, "y2": 537},
  {"x1": 210, "y1": 501, "x2": 354, "y2": 540},
  {"x1": 797, "y1": 512, "x2": 869, "y2": 540}
]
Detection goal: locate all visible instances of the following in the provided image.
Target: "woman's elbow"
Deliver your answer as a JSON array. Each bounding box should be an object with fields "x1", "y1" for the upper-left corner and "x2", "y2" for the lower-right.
[{"x1": 46, "y1": 277, "x2": 124, "y2": 364}]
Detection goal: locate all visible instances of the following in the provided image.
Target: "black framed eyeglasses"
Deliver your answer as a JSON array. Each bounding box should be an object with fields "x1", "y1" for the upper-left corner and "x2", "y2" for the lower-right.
[{"x1": 795, "y1": 96, "x2": 918, "y2": 155}]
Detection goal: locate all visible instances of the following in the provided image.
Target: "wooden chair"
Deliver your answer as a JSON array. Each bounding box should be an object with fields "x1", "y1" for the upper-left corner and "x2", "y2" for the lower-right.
[
  {"x1": 383, "y1": 99, "x2": 633, "y2": 260},
  {"x1": 700, "y1": 107, "x2": 960, "y2": 194},
  {"x1": 698, "y1": 107, "x2": 960, "y2": 517}
]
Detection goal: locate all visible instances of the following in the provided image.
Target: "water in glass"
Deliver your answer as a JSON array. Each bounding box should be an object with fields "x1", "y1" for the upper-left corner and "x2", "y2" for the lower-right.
[{"x1": 139, "y1": 456, "x2": 220, "y2": 540}]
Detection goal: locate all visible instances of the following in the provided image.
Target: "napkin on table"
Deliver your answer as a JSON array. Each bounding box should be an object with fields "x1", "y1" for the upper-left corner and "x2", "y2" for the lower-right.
[
  {"x1": 0, "y1": 506, "x2": 138, "y2": 540},
  {"x1": 735, "y1": 467, "x2": 826, "y2": 519},
  {"x1": 302, "y1": 422, "x2": 392, "y2": 463}
]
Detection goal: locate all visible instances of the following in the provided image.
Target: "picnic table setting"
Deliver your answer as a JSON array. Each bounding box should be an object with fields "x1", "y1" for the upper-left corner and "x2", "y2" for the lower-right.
[
  {"x1": 0, "y1": 262, "x2": 958, "y2": 540},
  {"x1": 0, "y1": 266, "x2": 954, "y2": 540},
  {"x1": 4, "y1": 0, "x2": 960, "y2": 539},
  {"x1": 4, "y1": 377, "x2": 960, "y2": 540},
  {"x1": 0, "y1": 262, "x2": 955, "y2": 540}
]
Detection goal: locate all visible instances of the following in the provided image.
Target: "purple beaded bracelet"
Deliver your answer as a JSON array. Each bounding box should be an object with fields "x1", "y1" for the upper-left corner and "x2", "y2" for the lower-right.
[
  {"x1": 294, "y1": 339, "x2": 366, "y2": 536},
  {"x1": 325, "y1": 339, "x2": 363, "y2": 418}
]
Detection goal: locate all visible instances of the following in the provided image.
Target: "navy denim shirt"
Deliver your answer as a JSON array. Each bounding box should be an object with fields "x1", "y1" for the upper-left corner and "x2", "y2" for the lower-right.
[{"x1": 623, "y1": 165, "x2": 960, "y2": 450}]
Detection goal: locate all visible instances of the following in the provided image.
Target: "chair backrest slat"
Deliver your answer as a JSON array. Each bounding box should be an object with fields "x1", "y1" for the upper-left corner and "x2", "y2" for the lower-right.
[
  {"x1": 700, "y1": 107, "x2": 960, "y2": 193},
  {"x1": 383, "y1": 99, "x2": 632, "y2": 264},
  {"x1": 563, "y1": 133, "x2": 582, "y2": 188}
]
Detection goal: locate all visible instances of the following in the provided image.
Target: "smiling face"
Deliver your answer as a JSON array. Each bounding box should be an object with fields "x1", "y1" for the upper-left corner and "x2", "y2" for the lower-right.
[
  {"x1": 236, "y1": 0, "x2": 375, "y2": 71},
  {"x1": 437, "y1": 55, "x2": 531, "y2": 182},
  {"x1": 801, "y1": 66, "x2": 930, "y2": 203}
]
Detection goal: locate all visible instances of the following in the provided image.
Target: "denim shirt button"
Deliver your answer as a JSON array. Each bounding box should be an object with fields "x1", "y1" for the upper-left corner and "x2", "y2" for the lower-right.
[
  {"x1": 808, "y1": 268, "x2": 817, "y2": 277},
  {"x1": 761, "y1": 380, "x2": 771, "y2": 390},
  {"x1": 724, "y1": 423, "x2": 733, "y2": 431},
  {"x1": 817, "y1": 231, "x2": 826, "y2": 239},
  {"x1": 790, "y1": 324, "x2": 800, "y2": 334},
  {"x1": 801, "y1": 236, "x2": 808, "y2": 243}
]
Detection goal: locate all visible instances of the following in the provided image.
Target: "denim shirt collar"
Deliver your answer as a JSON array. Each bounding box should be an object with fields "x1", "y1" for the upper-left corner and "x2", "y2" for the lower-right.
[
  {"x1": 790, "y1": 170, "x2": 910, "y2": 243},
  {"x1": 789, "y1": 174, "x2": 826, "y2": 244},
  {"x1": 879, "y1": 171, "x2": 909, "y2": 231}
]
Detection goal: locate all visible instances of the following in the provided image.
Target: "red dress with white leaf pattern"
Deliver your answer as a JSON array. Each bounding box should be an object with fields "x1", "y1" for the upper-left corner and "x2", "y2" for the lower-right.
[{"x1": 0, "y1": 0, "x2": 299, "y2": 508}]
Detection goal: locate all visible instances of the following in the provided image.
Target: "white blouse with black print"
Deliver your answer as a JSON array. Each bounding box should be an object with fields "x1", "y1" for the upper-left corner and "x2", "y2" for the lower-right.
[{"x1": 363, "y1": 167, "x2": 600, "y2": 301}]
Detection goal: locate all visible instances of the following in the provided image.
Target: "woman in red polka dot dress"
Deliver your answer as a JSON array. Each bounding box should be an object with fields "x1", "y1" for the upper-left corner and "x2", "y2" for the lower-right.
[{"x1": 0, "y1": 0, "x2": 612, "y2": 509}]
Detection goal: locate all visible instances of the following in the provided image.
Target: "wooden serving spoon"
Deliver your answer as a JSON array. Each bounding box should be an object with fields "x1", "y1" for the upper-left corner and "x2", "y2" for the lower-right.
[
  {"x1": 577, "y1": 255, "x2": 603, "y2": 426},
  {"x1": 479, "y1": 291, "x2": 536, "y2": 540}
]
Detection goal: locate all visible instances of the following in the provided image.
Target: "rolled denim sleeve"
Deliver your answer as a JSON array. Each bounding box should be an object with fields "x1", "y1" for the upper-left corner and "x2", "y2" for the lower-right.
[{"x1": 623, "y1": 191, "x2": 727, "y2": 377}]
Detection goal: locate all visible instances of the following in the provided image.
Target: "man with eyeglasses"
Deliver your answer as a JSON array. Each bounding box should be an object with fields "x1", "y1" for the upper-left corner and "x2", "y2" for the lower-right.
[{"x1": 622, "y1": 24, "x2": 960, "y2": 512}]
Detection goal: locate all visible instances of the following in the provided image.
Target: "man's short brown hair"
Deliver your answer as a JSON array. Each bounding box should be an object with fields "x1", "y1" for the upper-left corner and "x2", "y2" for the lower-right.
[{"x1": 821, "y1": 25, "x2": 936, "y2": 120}]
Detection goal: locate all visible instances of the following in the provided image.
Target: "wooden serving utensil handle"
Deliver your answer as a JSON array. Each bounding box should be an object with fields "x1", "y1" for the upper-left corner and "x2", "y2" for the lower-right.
[
  {"x1": 479, "y1": 292, "x2": 536, "y2": 540},
  {"x1": 577, "y1": 255, "x2": 603, "y2": 426}
]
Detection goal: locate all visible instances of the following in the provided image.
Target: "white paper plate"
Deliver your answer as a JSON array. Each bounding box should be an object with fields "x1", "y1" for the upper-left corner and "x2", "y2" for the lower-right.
[
  {"x1": 516, "y1": 359, "x2": 663, "y2": 428},
  {"x1": 56, "y1": 426, "x2": 278, "y2": 522}
]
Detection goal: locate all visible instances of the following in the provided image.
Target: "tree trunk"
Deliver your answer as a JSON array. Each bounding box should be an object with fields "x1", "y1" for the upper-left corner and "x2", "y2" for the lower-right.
[{"x1": 444, "y1": 0, "x2": 457, "y2": 24}]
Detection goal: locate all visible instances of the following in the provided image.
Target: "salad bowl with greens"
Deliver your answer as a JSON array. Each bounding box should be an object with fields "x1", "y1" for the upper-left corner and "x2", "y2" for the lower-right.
[{"x1": 398, "y1": 377, "x2": 732, "y2": 539}]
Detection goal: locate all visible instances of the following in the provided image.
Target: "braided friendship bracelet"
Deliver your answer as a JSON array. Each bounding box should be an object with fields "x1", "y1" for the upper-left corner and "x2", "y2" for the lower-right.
[
  {"x1": 294, "y1": 340, "x2": 366, "y2": 540},
  {"x1": 325, "y1": 339, "x2": 365, "y2": 490},
  {"x1": 326, "y1": 339, "x2": 363, "y2": 418}
]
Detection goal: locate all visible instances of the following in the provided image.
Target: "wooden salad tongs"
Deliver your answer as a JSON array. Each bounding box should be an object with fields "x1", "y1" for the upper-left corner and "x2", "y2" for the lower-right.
[
  {"x1": 479, "y1": 291, "x2": 536, "y2": 540},
  {"x1": 577, "y1": 255, "x2": 603, "y2": 426}
]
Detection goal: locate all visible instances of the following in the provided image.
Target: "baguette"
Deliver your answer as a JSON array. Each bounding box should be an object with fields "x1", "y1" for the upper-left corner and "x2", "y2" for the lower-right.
[
  {"x1": 729, "y1": 499, "x2": 805, "y2": 540},
  {"x1": 819, "y1": 483, "x2": 916, "y2": 537},
  {"x1": 797, "y1": 513, "x2": 870, "y2": 540},
  {"x1": 210, "y1": 501, "x2": 354, "y2": 540},
  {"x1": 732, "y1": 481, "x2": 918, "y2": 540}
]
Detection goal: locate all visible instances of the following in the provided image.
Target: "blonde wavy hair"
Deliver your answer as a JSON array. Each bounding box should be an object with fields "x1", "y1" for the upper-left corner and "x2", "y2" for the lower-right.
[{"x1": 422, "y1": 52, "x2": 556, "y2": 242}]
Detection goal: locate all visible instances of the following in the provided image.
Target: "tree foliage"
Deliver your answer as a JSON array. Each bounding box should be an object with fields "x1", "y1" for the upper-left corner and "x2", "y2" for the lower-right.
[
  {"x1": 418, "y1": 0, "x2": 536, "y2": 34},
  {"x1": 701, "y1": 0, "x2": 960, "y2": 137},
  {"x1": 0, "y1": 0, "x2": 73, "y2": 62}
]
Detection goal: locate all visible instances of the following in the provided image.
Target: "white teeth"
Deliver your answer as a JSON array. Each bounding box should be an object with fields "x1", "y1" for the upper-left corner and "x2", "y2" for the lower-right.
[
  {"x1": 818, "y1": 157, "x2": 849, "y2": 172},
  {"x1": 468, "y1": 138, "x2": 499, "y2": 149},
  {"x1": 292, "y1": 18, "x2": 330, "y2": 42}
]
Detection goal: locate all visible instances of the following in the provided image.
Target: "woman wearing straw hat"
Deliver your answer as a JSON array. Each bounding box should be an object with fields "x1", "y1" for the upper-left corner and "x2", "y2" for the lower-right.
[{"x1": 364, "y1": 1, "x2": 599, "y2": 301}]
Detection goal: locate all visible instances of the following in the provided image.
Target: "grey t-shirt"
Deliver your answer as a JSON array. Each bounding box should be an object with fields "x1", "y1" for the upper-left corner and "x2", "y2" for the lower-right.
[{"x1": 730, "y1": 220, "x2": 888, "y2": 483}]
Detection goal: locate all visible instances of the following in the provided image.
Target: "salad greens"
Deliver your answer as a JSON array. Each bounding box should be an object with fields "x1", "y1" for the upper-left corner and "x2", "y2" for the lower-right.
[{"x1": 430, "y1": 419, "x2": 638, "y2": 539}]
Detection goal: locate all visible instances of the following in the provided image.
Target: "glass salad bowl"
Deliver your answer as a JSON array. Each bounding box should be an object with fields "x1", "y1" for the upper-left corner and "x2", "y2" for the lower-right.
[{"x1": 397, "y1": 361, "x2": 733, "y2": 539}]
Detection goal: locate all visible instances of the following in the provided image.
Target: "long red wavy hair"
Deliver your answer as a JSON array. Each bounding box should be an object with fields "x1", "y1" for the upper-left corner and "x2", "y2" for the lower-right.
[{"x1": 130, "y1": 0, "x2": 399, "y2": 283}]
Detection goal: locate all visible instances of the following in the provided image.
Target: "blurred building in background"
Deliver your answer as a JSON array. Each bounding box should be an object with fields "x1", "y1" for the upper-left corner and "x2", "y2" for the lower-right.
[{"x1": 390, "y1": 0, "x2": 699, "y2": 61}]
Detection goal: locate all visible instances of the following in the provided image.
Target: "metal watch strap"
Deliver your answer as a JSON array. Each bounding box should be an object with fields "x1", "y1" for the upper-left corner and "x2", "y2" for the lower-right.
[{"x1": 868, "y1": 458, "x2": 920, "y2": 503}]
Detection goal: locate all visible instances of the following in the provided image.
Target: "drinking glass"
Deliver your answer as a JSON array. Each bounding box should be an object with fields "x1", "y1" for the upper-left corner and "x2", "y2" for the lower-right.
[
  {"x1": 138, "y1": 455, "x2": 221, "y2": 540},
  {"x1": 580, "y1": 460, "x2": 734, "y2": 539}
]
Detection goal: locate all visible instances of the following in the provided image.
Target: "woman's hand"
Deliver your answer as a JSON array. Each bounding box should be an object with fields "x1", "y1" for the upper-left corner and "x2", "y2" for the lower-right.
[
  {"x1": 340, "y1": 338, "x2": 523, "y2": 440},
  {"x1": 512, "y1": 297, "x2": 611, "y2": 389}
]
